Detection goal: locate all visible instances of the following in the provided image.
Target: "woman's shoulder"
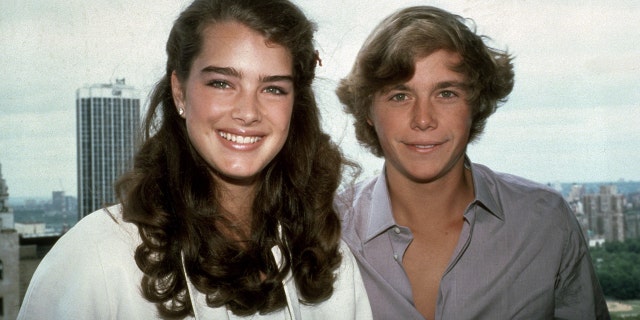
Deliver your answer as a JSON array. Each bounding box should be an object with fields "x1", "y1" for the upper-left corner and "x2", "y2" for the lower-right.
[
  {"x1": 297, "y1": 239, "x2": 372, "y2": 319},
  {"x1": 61, "y1": 204, "x2": 140, "y2": 247},
  {"x1": 19, "y1": 204, "x2": 149, "y2": 319},
  {"x1": 24, "y1": 204, "x2": 142, "y2": 289},
  {"x1": 333, "y1": 240, "x2": 358, "y2": 282},
  {"x1": 32, "y1": 204, "x2": 141, "y2": 275}
]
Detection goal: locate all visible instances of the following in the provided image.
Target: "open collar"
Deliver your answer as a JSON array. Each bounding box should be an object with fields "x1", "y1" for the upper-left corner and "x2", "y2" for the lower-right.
[{"x1": 363, "y1": 157, "x2": 504, "y2": 244}]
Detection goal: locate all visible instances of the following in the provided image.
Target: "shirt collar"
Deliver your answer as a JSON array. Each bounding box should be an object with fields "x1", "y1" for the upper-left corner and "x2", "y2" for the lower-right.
[
  {"x1": 466, "y1": 157, "x2": 504, "y2": 220},
  {"x1": 364, "y1": 169, "x2": 397, "y2": 243},
  {"x1": 363, "y1": 157, "x2": 505, "y2": 243}
]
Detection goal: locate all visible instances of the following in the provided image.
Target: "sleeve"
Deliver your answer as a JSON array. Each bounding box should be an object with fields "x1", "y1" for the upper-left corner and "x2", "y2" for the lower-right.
[
  {"x1": 17, "y1": 219, "x2": 113, "y2": 319},
  {"x1": 554, "y1": 202, "x2": 610, "y2": 320}
]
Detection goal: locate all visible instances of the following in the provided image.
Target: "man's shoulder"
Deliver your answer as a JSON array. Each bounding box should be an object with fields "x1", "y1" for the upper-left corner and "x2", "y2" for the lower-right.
[
  {"x1": 473, "y1": 162, "x2": 563, "y2": 199},
  {"x1": 336, "y1": 175, "x2": 380, "y2": 213},
  {"x1": 472, "y1": 162, "x2": 572, "y2": 224},
  {"x1": 335, "y1": 175, "x2": 382, "y2": 247}
]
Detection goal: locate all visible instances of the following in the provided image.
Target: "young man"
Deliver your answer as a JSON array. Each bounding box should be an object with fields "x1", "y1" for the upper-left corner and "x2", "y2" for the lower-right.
[{"x1": 335, "y1": 6, "x2": 609, "y2": 320}]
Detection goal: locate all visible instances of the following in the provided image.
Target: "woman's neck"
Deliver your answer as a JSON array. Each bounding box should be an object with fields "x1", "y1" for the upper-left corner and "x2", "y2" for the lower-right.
[{"x1": 215, "y1": 177, "x2": 258, "y2": 242}]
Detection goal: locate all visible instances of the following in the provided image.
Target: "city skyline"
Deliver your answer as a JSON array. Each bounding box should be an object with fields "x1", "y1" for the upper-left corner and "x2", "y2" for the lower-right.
[{"x1": 1, "y1": 0, "x2": 639, "y2": 198}]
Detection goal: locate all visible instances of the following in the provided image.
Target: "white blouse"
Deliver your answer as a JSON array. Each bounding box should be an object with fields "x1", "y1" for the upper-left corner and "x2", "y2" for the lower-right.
[{"x1": 18, "y1": 205, "x2": 372, "y2": 319}]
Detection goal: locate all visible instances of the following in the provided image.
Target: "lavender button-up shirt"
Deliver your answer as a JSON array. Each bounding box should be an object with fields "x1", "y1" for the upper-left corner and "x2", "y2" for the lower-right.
[{"x1": 336, "y1": 160, "x2": 609, "y2": 320}]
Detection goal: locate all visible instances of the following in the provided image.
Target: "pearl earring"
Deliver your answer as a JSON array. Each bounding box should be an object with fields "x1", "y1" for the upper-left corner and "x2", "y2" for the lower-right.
[{"x1": 178, "y1": 108, "x2": 184, "y2": 116}]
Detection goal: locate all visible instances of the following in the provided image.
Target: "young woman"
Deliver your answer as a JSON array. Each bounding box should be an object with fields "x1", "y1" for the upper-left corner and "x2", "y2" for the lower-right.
[{"x1": 18, "y1": 0, "x2": 372, "y2": 318}]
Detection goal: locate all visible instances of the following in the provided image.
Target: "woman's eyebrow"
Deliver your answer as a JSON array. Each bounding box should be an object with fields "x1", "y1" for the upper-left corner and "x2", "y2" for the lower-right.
[
  {"x1": 200, "y1": 65, "x2": 241, "y2": 77},
  {"x1": 200, "y1": 65, "x2": 292, "y2": 84},
  {"x1": 261, "y1": 75, "x2": 293, "y2": 83}
]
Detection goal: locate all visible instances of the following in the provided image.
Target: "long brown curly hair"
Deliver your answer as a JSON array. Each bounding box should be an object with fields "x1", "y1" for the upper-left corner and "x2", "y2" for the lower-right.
[
  {"x1": 115, "y1": 0, "x2": 344, "y2": 317},
  {"x1": 336, "y1": 6, "x2": 515, "y2": 157}
]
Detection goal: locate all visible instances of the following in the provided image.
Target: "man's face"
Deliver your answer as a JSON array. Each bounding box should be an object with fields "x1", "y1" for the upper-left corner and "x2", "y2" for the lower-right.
[{"x1": 370, "y1": 49, "x2": 472, "y2": 185}]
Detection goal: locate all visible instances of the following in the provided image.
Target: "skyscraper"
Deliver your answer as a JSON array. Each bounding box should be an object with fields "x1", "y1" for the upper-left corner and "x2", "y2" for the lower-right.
[{"x1": 76, "y1": 79, "x2": 140, "y2": 219}]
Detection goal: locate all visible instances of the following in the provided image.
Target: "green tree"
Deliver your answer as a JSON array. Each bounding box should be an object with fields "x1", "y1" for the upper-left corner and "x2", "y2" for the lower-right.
[{"x1": 591, "y1": 239, "x2": 640, "y2": 300}]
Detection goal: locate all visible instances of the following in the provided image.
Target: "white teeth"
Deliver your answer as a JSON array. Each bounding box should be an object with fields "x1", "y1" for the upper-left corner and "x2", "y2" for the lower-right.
[
  {"x1": 219, "y1": 131, "x2": 261, "y2": 144},
  {"x1": 415, "y1": 145, "x2": 435, "y2": 149}
]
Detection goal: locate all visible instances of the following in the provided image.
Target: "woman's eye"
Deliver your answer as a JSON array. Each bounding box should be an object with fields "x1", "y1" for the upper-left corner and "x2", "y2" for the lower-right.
[
  {"x1": 208, "y1": 80, "x2": 230, "y2": 89},
  {"x1": 264, "y1": 86, "x2": 287, "y2": 95}
]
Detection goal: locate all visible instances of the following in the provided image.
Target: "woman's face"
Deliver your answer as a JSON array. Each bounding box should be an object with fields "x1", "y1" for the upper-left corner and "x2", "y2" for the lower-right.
[{"x1": 171, "y1": 21, "x2": 294, "y2": 187}]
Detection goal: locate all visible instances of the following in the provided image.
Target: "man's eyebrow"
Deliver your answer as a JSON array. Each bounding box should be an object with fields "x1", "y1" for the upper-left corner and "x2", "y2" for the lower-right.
[
  {"x1": 435, "y1": 80, "x2": 468, "y2": 90},
  {"x1": 379, "y1": 83, "x2": 409, "y2": 94}
]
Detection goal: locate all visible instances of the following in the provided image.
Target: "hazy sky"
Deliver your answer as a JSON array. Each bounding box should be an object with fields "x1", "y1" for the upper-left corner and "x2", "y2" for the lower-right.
[{"x1": 1, "y1": 0, "x2": 639, "y2": 198}]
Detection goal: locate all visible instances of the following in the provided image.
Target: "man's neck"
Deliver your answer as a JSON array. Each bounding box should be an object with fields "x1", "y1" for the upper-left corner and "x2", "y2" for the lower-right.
[{"x1": 386, "y1": 163, "x2": 474, "y2": 228}]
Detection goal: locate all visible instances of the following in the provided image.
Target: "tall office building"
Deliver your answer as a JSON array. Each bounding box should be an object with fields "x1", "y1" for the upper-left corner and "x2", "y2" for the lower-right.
[{"x1": 76, "y1": 79, "x2": 140, "y2": 219}]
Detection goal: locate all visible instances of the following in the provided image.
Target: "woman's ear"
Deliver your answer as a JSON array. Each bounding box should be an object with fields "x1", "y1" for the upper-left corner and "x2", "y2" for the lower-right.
[{"x1": 171, "y1": 71, "x2": 186, "y2": 118}]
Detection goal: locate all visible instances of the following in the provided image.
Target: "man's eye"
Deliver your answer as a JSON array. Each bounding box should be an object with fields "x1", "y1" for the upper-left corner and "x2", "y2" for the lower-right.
[
  {"x1": 439, "y1": 90, "x2": 457, "y2": 98},
  {"x1": 390, "y1": 93, "x2": 408, "y2": 101}
]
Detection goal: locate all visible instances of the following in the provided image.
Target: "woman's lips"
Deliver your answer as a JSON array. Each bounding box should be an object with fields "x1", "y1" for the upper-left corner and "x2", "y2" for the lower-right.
[{"x1": 218, "y1": 131, "x2": 262, "y2": 144}]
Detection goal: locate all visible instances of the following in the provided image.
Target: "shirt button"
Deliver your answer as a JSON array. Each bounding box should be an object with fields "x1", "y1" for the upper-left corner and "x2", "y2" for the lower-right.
[
  {"x1": 393, "y1": 227, "x2": 401, "y2": 234},
  {"x1": 393, "y1": 254, "x2": 399, "y2": 261}
]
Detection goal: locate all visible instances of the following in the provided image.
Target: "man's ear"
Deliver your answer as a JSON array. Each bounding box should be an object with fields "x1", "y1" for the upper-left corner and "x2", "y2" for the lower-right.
[
  {"x1": 170, "y1": 71, "x2": 185, "y2": 117},
  {"x1": 367, "y1": 118, "x2": 373, "y2": 126}
]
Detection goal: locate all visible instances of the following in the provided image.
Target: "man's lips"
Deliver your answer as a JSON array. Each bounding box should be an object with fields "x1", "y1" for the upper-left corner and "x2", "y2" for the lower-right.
[
  {"x1": 403, "y1": 140, "x2": 445, "y2": 152},
  {"x1": 413, "y1": 144, "x2": 436, "y2": 149}
]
